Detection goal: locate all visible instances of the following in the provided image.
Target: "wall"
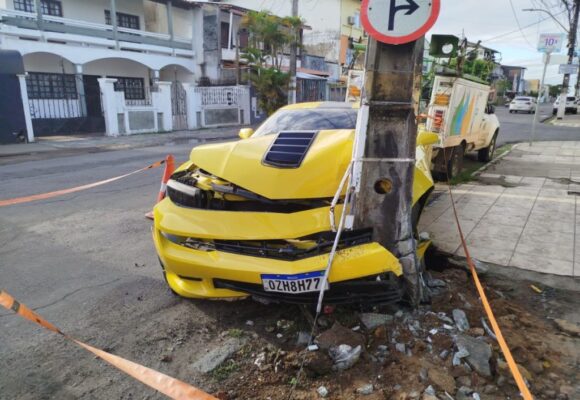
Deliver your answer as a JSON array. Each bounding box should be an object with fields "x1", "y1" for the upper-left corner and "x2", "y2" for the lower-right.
[
  {"x1": 144, "y1": 0, "x2": 193, "y2": 38},
  {"x1": 83, "y1": 58, "x2": 150, "y2": 82},
  {"x1": 160, "y1": 65, "x2": 195, "y2": 83},
  {"x1": 52, "y1": 0, "x2": 146, "y2": 27},
  {"x1": 23, "y1": 52, "x2": 76, "y2": 73}
]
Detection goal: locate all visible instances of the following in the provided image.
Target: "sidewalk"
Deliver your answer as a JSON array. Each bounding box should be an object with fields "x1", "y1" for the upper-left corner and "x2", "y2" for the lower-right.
[
  {"x1": 0, "y1": 126, "x2": 243, "y2": 159},
  {"x1": 420, "y1": 141, "x2": 580, "y2": 277},
  {"x1": 550, "y1": 114, "x2": 580, "y2": 128}
]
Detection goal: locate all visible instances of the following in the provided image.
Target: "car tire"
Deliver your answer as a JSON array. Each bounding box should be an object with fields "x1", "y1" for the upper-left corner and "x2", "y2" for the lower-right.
[
  {"x1": 478, "y1": 131, "x2": 498, "y2": 162},
  {"x1": 446, "y1": 145, "x2": 464, "y2": 179}
]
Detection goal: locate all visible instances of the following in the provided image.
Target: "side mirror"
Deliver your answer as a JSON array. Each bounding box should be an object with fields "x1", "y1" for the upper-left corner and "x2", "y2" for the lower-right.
[
  {"x1": 238, "y1": 128, "x2": 254, "y2": 139},
  {"x1": 417, "y1": 130, "x2": 440, "y2": 146}
]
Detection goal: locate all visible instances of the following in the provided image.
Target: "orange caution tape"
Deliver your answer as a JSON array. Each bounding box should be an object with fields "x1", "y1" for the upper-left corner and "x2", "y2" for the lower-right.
[
  {"x1": 0, "y1": 160, "x2": 165, "y2": 207},
  {"x1": 0, "y1": 290, "x2": 218, "y2": 400},
  {"x1": 445, "y1": 184, "x2": 534, "y2": 400}
]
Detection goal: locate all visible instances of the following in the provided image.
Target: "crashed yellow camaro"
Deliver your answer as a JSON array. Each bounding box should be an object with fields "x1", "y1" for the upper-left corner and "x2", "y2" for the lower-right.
[{"x1": 153, "y1": 102, "x2": 436, "y2": 304}]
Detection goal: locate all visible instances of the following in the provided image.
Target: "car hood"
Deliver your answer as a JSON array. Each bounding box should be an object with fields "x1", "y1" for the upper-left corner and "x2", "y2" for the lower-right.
[{"x1": 189, "y1": 130, "x2": 354, "y2": 200}]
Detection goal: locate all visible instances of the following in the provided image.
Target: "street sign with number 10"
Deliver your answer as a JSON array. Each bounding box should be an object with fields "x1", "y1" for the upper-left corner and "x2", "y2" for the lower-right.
[{"x1": 537, "y1": 33, "x2": 565, "y2": 53}]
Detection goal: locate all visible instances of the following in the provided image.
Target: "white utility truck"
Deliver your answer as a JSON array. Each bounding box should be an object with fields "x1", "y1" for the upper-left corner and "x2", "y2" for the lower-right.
[{"x1": 425, "y1": 75, "x2": 500, "y2": 179}]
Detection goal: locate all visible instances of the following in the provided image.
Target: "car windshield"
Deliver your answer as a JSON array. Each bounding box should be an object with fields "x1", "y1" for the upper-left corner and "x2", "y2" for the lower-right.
[
  {"x1": 515, "y1": 97, "x2": 531, "y2": 101},
  {"x1": 253, "y1": 108, "x2": 358, "y2": 137},
  {"x1": 567, "y1": 97, "x2": 576, "y2": 101}
]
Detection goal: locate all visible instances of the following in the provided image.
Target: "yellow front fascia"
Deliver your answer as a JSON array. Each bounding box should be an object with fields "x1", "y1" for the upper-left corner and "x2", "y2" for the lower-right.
[
  {"x1": 154, "y1": 229, "x2": 402, "y2": 299},
  {"x1": 154, "y1": 197, "x2": 344, "y2": 240}
]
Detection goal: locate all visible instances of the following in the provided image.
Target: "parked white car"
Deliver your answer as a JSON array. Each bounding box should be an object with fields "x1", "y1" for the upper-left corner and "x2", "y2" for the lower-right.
[
  {"x1": 553, "y1": 96, "x2": 578, "y2": 115},
  {"x1": 509, "y1": 97, "x2": 536, "y2": 114}
]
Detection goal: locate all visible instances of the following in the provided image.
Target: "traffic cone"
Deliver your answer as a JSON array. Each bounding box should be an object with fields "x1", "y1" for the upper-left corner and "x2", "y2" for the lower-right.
[{"x1": 145, "y1": 154, "x2": 175, "y2": 220}]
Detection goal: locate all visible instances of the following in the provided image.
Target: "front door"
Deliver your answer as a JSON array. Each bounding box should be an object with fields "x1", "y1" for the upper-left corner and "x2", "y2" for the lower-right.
[{"x1": 83, "y1": 75, "x2": 102, "y2": 117}]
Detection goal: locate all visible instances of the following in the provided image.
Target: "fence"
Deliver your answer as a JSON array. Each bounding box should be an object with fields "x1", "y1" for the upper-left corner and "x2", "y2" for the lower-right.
[{"x1": 194, "y1": 86, "x2": 251, "y2": 127}]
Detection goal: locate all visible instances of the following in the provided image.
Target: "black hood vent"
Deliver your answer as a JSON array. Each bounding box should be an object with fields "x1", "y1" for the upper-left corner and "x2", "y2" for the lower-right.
[{"x1": 263, "y1": 131, "x2": 317, "y2": 168}]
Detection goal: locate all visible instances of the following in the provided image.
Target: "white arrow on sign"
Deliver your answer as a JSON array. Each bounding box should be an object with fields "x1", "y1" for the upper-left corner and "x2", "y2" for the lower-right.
[{"x1": 361, "y1": 0, "x2": 441, "y2": 45}]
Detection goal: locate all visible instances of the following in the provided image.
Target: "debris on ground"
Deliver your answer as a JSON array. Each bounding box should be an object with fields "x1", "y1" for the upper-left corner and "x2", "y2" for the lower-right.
[{"x1": 96, "y1": 255, "x2": 578, "y2": 400}]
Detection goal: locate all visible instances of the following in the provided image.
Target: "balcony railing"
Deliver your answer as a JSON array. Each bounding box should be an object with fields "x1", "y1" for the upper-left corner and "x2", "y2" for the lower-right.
[{"x1": 0, "y1": 8, "x2": 192, "y2": 50}]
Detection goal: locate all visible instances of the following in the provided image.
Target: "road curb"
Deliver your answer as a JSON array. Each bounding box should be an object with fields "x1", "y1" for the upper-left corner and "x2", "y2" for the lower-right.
[{"x1": 471, "y1": 143, "x2": 518, "y2": 178}]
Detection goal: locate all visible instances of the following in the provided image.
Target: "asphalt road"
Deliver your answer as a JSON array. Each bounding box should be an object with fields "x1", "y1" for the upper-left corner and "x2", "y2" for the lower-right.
[
  {"x1": 495, "y1": 104, "x2": 579, "y2": 146},
  {"x1": 0, "y1": 143, "x2": 209, "y2": 398}
]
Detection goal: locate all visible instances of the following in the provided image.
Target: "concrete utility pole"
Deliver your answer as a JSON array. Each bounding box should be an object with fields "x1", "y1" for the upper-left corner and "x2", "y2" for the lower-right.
[
  {"x1": 287, "y1": 0, "x2": 298, "y2": 104},
  {"x1": 352, "y1": 38, "x2": 425, "y2": 305},
  {"x1": 557, "y1": 0, "x2": 579, "y2": 118}
]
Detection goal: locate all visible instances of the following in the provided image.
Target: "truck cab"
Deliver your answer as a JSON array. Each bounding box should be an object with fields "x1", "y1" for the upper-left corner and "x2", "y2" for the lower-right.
[{"x1": 426, "y1": 75, "x2": 500, "y2": 179}]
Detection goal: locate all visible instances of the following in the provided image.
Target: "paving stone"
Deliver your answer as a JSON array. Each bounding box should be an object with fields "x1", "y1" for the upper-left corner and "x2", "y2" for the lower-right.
[{"x1": 510, "y1": 252, "x2": 573, "y2": 276}]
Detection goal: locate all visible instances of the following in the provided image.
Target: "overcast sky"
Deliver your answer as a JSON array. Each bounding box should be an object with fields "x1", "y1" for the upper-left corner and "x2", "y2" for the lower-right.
[{"x1": 427, "y1": 0, "x2": 577, "y2": 85}]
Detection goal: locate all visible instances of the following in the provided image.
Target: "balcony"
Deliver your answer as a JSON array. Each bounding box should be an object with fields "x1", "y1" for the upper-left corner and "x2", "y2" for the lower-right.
[{"x1": 0, "y1": 8, "x2": 193, "y2": 57}]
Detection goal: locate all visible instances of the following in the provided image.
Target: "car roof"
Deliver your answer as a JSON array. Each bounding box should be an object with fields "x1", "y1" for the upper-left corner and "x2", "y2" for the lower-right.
[{"x1": 281, "y1": 101, "x2": 359, "y2": 111}]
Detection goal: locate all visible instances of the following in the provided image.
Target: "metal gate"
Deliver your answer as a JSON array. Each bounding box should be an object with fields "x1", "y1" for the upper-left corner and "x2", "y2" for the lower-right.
[{"x1": 171, "y1": 81, "x2": 187, "y2": 130}]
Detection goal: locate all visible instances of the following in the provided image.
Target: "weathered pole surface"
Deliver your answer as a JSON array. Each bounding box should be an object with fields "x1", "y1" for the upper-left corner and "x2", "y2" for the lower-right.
[
  {"x1": 353, "y1": 37, "x2": 425, "y2": 305},
  {"x1": 287, "y1": 0, "x2": 299, "y2": 104},
  {"x1": 557, "y1": 0, "x2": 579, "y2": 118}
]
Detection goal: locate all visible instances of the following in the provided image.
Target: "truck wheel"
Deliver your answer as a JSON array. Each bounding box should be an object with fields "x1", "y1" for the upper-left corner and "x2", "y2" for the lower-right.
[
  {"x1": 446, "y1": 145, "x2": 464, "y2": 179},
  {"x1": 478, "y1": 131, "x2": 498, "y2": 162}
]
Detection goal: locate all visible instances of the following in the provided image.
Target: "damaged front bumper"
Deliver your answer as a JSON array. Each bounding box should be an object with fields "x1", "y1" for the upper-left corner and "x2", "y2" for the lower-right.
[{"x1": 152, "y1": 198, "x2": 403, "y2": 304}]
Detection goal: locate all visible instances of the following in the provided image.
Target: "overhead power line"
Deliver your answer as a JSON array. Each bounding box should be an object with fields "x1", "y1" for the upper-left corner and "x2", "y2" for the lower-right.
[
  {"x1": 509, "y1": 0, "x2": 538, "y2": 48},
  {"x1": 483, "y1": 9, "x2": 567, "y2": 43}
]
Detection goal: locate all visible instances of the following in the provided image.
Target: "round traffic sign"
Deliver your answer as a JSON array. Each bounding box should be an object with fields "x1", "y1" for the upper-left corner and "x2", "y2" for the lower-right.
[{"x1": 361, "y1": 0, "x2": 441, "y2": 45}]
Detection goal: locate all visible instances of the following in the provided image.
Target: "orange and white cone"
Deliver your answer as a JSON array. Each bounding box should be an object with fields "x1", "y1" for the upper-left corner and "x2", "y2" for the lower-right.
[{"x1": 145, "y1": 154, "x2": 175, "y2": 220}]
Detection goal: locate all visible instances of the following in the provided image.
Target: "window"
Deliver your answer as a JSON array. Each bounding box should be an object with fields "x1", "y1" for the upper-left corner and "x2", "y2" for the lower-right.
[
  {"x1": 253, "y1": 108, "x2": 358, "y2": 137},
  {"x1": 105, "y1": 10, "x2": 140, "y2": 30},
  {"x1": 112, "y1": 77, "x2": 145, "y2": 100},
  {"x1": 221, "y1": 22, "x2": 230, "y2": 49},
  {"x1": 26, "y1": 72, "x2": 77, "y2": 99},
  {"x1": 14, "y1": 0, "x2": 63, "y2": 16}
]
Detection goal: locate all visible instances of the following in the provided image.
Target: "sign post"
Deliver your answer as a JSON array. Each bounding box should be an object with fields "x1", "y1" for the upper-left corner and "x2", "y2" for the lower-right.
[
  {"x1": 354, "y1": 0, "x2": 440, "y2": 305},
  {"x1": 530, "y1": 33, "x2": 564, "y2": 146}
]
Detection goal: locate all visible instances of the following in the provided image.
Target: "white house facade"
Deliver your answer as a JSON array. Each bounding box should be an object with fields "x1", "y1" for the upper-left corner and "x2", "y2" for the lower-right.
[{"x1": 0, "y1": 0, "x2": 261, "y2": 140}]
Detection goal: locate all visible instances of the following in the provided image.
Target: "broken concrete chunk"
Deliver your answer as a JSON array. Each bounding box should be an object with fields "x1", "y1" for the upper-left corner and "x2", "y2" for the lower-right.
[
  {"x1": 296, "y1": 331, "x2": 311, "y2": 346},
  {"x1": 456, "y1": 334, "x2": 492, "y2": 377},
  {"x1": 191, "y1": 337, "x2": 245, "y2": 373},
  {"x1": 395, "y1": 343, "x2": 406, "y2": 353},
  {"x1": 317, "y1": 386, "x2": 329, "y2": 398},
  {"x1": 553, "y1": 318, "x2": 580, "y2": 337},
  {"x1": 359, "y1": 312, "x2": 393, "y2": 330},
  {"x1": 316, "y1": 321, "x2": 365, "y2": 350},
  {"x1": 453, "y1": 309, "x2": 470, "y2": 332},
  {"x1": 356, "y1": 383, "x2": 374, "y2": 395},
  {"x1": 329, "y1": 344, "x2": 362, "y2": 371}
]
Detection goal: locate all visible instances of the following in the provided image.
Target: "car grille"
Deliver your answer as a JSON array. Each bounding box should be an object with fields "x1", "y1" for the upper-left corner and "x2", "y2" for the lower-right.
[
  {"x1": 213, "y1": 230, "x2": 372, "y2": 261},
  {"x1": 213, "y1": 274, "x2": 403, "y2": 305},
  {"x1": 263, "y1": 131, "x2": 317, "y2": 168}
]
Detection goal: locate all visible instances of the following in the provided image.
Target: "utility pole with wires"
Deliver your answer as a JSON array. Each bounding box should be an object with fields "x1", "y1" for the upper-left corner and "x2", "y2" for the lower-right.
[
  {"x1": 526, "y1": 1, "x2": 580, "y2": 117},
  {"x1": 558, "y1": 0, "x2": 579, "y2": 118},
  {"x1": 287, "y1": 0, "x2": 298, "y2": 104}
]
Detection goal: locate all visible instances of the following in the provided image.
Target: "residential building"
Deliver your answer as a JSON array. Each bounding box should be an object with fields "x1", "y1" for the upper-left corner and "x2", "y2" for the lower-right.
[
  {"x1": 524, "y1": 79, "x2": 540, "y2": 94},
  {"x1": 0, "y1": 0, "x2": 265, "y2": 139},
  {"x1": 501, "y1": 65, "x2": 527, "y2": 95},
  {"x1": 222, "y1": 0, "x2": 363, "y2": 80},
  {"x1": 0, "y1": 0, "x2": 201, "y2": 137}
]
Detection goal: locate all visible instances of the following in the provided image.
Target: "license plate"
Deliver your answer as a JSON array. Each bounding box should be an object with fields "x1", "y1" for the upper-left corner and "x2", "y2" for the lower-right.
[{"x1": 261, "y1": 271, "x2": 328, "y2": 294}]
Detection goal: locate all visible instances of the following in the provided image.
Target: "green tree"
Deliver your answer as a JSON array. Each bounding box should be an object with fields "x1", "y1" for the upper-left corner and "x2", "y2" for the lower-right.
[
  {"x1": 241, "y1": 10, "x2": 303, "y2": 115},
  {"x1": 549, "y1": 85, "x2": 563, "y2": 97}
]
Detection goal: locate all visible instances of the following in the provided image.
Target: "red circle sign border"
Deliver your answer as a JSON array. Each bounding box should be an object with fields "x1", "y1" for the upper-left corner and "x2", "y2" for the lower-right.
[{"x1": 361, "y1": 0, "x2": 441, "y2": 45}]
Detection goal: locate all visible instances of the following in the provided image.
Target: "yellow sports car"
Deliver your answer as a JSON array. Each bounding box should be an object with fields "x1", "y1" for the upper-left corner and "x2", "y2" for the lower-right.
[{"x1": 152, "y1": 102, "x2": 438, "y2": 304}]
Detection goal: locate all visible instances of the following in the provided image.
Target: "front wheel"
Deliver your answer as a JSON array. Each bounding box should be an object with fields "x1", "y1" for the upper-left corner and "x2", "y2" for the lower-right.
[
  {"x1": 446, "y1": 145, "x2": 464, "y2": 179},
  {"x1": 478, "y1": 131, "x2": 498, "y2": 162}
]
